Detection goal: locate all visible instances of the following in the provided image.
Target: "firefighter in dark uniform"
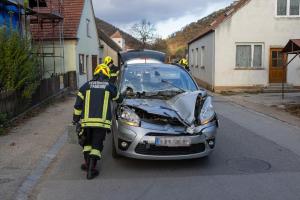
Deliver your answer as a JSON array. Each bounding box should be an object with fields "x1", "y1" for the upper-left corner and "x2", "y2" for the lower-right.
[
  {"x1": 73, "y1": 64, "x2": 122, "y2": 180},
  {"x1": 104, "y1": 56, "x2": 119, "y2": 84}
]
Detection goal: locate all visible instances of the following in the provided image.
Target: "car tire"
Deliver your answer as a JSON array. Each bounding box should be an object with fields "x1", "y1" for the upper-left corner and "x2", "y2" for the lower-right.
[{"x1": 112, "y1": 133, "x2": 121, "y2": 159}]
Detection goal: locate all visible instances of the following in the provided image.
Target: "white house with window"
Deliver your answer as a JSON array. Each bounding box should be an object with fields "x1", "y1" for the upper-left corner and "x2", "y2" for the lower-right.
[
  {"x1": 31, "y1": 0, "x2": 101, "y2": 88},
  {"x1": 111, "y1": 30, "x2": 126, "y2": 50},
  {"x1": 74, "y1": 0, "x2": 100, "y2": 87},
  {"x1": 188, "y1": 0, "x2": 300, "y2": 92}
]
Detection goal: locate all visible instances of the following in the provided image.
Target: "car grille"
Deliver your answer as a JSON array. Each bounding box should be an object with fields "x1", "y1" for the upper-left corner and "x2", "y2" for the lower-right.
[
  {"x1": 135, "y1": 143, "x2": 206, "y2": 156},
  {"x1": 146, "y1": 132, "x2": 189, "y2": 136}
]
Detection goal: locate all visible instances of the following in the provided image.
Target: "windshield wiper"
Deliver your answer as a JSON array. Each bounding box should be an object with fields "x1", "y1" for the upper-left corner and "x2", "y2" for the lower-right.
[
  {"x1": 143, "y1": 91, "x2": 163, "y2": 97},
  {"x1": 134, "y1": 91, "x2": 173, "y2": 98},
  {"x1": 156, "y1": 90, "x2": 182, "y2": 96},
  {"x1": 161, "y1": 80, "x2": 186, "y2": 93}
]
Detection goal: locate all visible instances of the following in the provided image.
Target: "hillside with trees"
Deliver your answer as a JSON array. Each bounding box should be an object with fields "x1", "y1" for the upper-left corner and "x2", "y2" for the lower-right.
[
  {"x1": 95, "y1": 3, "x2": 233, "y2": 59},
  {"x1": 166, "y1": 5, "x2": 233, "y2": 58}
]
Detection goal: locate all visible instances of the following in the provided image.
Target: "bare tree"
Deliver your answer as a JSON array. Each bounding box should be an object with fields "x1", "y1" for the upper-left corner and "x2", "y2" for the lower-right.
[{"x1": 131, "y1": 19, "x2": 156, "y2": 48}]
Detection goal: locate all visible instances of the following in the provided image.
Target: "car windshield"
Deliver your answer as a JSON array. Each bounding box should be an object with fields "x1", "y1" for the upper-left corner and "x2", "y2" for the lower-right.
[{"x1": 121, "y1": 64, "x2": 198, "y2": 96}]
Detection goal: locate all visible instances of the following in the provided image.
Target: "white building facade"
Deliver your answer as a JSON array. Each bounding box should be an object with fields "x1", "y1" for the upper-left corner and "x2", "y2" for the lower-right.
[
  {"x1": 189, "y1": 0, "x2": 300, "y2": 92},
  {"x1": 75, "y1": 0, "x2": 100, "y2": 87},
  {"x1": 111, "y1": 30, "x2": 126, "y2": 50}
]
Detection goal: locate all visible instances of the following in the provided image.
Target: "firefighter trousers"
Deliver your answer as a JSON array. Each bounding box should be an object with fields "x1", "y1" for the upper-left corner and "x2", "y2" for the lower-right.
[{"x1": 82, "y1": 128, "x2": 107, "y2": 160}]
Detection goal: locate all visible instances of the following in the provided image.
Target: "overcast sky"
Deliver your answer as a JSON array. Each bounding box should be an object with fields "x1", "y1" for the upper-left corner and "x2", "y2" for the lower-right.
[{"x1": 92, "y1": 0, "x2": 234, "y2": 39}]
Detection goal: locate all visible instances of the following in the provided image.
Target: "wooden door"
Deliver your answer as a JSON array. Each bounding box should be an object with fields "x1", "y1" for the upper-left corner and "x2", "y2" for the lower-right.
[
  {"x1": 92, "y1": 55, "x2": 98, "y2": 74},
  {"x1": 269, "y1": 48, "x2": 287, "y2": 83}
]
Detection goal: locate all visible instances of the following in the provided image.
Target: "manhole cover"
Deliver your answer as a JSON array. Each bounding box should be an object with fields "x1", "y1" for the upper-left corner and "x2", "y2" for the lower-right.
[
  {"x1": 227, "y1": 158, "x2": 271, "y2": 173},
  {"x1": 0, "y1": 178, "x2": 13, "y2": 184}
]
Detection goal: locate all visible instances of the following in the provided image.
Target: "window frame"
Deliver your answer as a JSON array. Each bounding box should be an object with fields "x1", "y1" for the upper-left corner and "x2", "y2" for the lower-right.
[
  {"x1": 235, "y1": 43, "x2": 264, "y2": 69},
  {"x1": 195, "y1": 48, "x2": 199, "y2": 67},
  {"x1": 79, "y1": 54, "x2": 86, "y2": 75},
  {"x1": 86, "y1": 55, "x2": 89, "y2": 72},
  {"x1": 193, "y1": 49, "x2": 197, "y2": 68},
  {"x1": 200, "y1": 46, "x2": 205, "y2": 68},
  {"x1": 86, "y1": 18, "x2": 91, "y2": 38},
  {"x1": 191, "y1": 49, "x2": 194, "y2": 67},
  {"x1": 276, "y1": 0, "x2": 300, "y2": 17}
]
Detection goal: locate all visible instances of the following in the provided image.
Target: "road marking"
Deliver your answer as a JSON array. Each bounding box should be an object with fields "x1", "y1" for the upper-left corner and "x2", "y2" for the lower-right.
[{"x1": 15, "y1": 131, "x2": 67, "y2": 200}]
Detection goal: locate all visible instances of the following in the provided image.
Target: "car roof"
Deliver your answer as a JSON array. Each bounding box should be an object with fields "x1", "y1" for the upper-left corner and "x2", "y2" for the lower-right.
[
  {"x1": 120, "y1": 49, "x2": 166, "y2": 63},
  {"x1": 125, "y1": 63, "x2": 184, "y2": 70}
]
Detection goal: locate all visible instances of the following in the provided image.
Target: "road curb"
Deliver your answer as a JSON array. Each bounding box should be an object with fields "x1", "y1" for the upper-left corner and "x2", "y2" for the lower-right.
[{"x1": 15, "y1": 131, "x2": 68, "y2": 200}]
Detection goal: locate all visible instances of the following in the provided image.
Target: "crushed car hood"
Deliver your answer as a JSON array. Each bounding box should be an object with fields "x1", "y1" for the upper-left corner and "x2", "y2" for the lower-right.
[
  {"x1": 167, "y1": 91, "x2": 205, "y2": 125},
  {"x1": 123, "y1": 90, "x2": 206, "y2": 126},
  {"x1": 123, "y1": 99, "x2": 179, "y2": 119}
]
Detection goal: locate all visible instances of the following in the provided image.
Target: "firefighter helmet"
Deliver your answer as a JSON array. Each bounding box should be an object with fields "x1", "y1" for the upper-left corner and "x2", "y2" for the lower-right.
[
  {"x1": 94, "y1": 64, "x2": 111, "y2": 78},
  {"x1": 104, "y1": 56, "x2": 113, "y2": 66},
  {"x1": 179, "y1": 58, "x2": 188, "y2": 67}
]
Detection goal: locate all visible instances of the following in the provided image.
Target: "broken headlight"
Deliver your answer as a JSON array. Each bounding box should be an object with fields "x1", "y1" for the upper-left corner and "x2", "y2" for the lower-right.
[
  {"x1": 120, "y1": 107, "x2": 141, "y2": 127},
  {"x1": 199, "y1": 96, "x2": 215, "y2": 125}
]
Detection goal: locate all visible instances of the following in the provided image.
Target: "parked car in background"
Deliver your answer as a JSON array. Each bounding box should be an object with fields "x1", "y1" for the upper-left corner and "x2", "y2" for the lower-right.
[{"x1": 111, "y1": 50, "x2": 219, "y2": 160}]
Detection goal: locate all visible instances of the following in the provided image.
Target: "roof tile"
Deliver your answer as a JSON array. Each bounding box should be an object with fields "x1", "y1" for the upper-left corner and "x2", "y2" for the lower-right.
[{"x1": 30, "y1": 0, "x2": 85, "y2": 40}]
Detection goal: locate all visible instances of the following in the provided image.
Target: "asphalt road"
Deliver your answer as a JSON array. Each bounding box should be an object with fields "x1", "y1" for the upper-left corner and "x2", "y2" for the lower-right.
[{"x1": 32, "y1": 97, "x2": 300, "y2": 200}]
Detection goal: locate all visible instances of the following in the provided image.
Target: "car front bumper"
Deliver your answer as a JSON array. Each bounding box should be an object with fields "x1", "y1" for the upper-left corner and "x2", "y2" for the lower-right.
[{"x1": 112, "y1": 119, "x2": 218, "y2": 160}]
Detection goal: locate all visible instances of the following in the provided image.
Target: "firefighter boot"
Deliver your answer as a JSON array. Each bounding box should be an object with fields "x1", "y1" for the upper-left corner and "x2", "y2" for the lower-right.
[
  {"x1": 87, "y1": 157, "x2": 99, "y2": 180},
  {"x1": 81, "y1": 153, "x2": 97, "y2": 171},
  {"x1": 80, "y1": 152, "x2": 89, "y2": 171}
]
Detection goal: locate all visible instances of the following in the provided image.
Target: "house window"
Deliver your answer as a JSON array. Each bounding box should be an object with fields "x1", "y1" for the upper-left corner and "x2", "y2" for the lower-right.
[
  {"x1": 193, "y1": 49, "x2": 197, "y2": 67},
  {"x1": 200, "y1": 46, "x2": 205, "y2": 67},
  {"x1": 253, "y1": 45, "x2": 262, "y2": 67},
  {"x1": 196, "y1": 48, "x2": 199, "y2": 67},
  {"x1": 86, "y1": 19, "x2": 91, "y2": 37},
  {"x1": 191, "y1": 49, "x2": 194, "y2": 67},
  {"x1": 277, "y1": 0, "x2": 300, "y2": 16},
  {"x1": 272, "y1": 51, "x2": 285, "y2": 67},
  {"x1": 236, "y1": 44, "x2": 263, "y2": 68},
  {"x1": 86, "y1": 55, "x2": 89, "y2": 71},
  {"x1": 290, "y1": 0, "x2": 300, "y2": 15},
  {"x1": 79, "y1": 54, "x2": 86, "y2": 74},
  {"x1": 277, "y1": 0, "x2": 288, "y2": 15}
]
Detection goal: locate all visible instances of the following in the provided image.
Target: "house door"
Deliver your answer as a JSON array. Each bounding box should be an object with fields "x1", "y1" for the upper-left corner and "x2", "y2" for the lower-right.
[
  {"x1": 269, "y1": 48, "x2": 287, "y2": 83},
  {"x1": 92, "y1": 55, "x2": 98, "y2": 74}
]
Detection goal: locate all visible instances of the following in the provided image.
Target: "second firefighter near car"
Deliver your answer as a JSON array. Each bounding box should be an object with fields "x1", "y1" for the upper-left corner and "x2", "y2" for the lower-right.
[
  {"x1": 104, "y1": 56, "x2": 119, "y2": 85},
  {"x1": 73, "y1": 63, "x2": 122, "y2": 180}
]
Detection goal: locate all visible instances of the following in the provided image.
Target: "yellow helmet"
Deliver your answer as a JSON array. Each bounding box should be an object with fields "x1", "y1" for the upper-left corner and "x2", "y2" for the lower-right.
[
  {"x1": 94, "y1": 64, "x2": 111, "y2": 78},
  {"x1": 104, "y1": 56, "x2": 113, "y2": 66},
  {"x1": 179, "y1": 58, "x2": 188, "y2": 67}
]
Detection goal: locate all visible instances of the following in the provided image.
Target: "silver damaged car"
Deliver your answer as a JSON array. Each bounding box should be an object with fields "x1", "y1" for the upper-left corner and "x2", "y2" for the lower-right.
[{"x1": 111, "y1": 50, "x2": 219, "y2": 160}]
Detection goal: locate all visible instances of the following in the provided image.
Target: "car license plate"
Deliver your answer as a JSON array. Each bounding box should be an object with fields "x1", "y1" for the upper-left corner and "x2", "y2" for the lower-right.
[{"x1": 155, "y1": 137, "x2": 191, "y2": 147}]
